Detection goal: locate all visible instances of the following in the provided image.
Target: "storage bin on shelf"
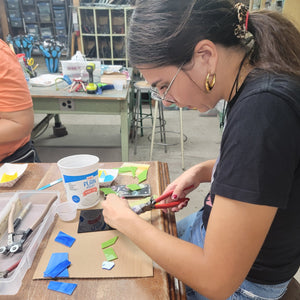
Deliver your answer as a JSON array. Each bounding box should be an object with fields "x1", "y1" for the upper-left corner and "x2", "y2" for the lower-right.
[{"x1": 60, "y1": 60, "x2": 101, "y2": 81}]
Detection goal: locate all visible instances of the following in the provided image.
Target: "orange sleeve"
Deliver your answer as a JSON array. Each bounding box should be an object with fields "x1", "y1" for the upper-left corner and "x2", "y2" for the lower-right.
[{"x1": 0, "y1": 39, "x2": 33, "y2": 112}]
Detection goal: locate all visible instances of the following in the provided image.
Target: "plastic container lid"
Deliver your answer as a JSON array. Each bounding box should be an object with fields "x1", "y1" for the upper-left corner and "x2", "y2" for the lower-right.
[{"x1": 55, "y1": 201, "x2": 77, "y2": 221}]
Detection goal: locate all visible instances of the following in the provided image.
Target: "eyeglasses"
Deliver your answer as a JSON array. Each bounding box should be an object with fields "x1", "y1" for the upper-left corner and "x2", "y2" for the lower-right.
[{"x1": 150, "y1": 63, "x2": 184, "y2": 104}]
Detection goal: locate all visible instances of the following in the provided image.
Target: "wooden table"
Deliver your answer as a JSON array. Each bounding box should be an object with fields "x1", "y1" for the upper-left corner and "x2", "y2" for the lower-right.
[
  {"x1": 30, "y1": 82, "x2": 130, "y2": 161},
  {"x1": 0, "y1": 162, "x2": 186, "y2": 300}
]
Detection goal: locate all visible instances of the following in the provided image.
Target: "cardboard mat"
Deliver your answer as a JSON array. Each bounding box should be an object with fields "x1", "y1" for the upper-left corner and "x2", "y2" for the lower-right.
[{"x1": 33, "y1": 210, "x2": 153, "y2": 279}]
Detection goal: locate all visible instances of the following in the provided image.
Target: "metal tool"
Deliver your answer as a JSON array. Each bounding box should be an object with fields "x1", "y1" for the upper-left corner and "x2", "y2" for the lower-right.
[
  {"x1": 131, "y1": 185, "x2": 194, "y2": 214},
  {"x1": 86, "y1": 63, "x2": 97, "y2": 94},
  {"x1": 7, "y1": 203, "x2": 16, "y2": 248},
  {"x1": 0, "y1": 202, "x2": 32, "y2": 255},
  {"x1": 13, "y1": 202, "x2": 32, "y2": 231},
  {"x1": 0, "y1": 260, "x2": 20, "y2": 278},
  {"x1": 96, "y1": 83, "x2": 114, "y2": 95},
  {"x1": 0, "y1": 195, "x2": 57, "y2": 255},
  {"x1": 38, "y1": 39, "x2": 64, "y2": 73},
  {"x1": 26, "y1": 57, "x2": 38, "y2": 76},
  {"x1": 0, "y1": 202, "x2": 17, "y2": 255}
]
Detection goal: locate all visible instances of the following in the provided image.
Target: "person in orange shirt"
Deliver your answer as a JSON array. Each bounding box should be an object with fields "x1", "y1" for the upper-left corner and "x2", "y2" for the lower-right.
[{"x1": 0, "y1": 39, "x2": 40, "y2": 163}]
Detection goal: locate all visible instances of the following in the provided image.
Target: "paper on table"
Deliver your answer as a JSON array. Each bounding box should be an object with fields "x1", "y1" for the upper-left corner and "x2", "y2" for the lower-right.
[
  {"x1": 30, "y1": 74, "x2": 62, "y2": 87},
  {"x1": 33, "y1": 208, "x2": 153, "y2": 279},
  {"x1": 0, "y1": 163, "x2": 28, "y2": 187},
  {"x1": 101, "y1": 74, "x2": 127, "y2": 85}
]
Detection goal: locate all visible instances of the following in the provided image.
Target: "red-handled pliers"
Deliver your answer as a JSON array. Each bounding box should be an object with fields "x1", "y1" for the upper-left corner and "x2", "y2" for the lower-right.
[
  {"x1": 0, "y1": 260, "x2": 20, "y2": 278},
  {"x1": 132, "y1": 185, "x2": 193, "y2": 214}
]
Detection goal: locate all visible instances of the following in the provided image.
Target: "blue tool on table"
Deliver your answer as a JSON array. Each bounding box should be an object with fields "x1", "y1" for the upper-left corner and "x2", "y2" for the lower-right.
[
  {"x1": 38, "y1": 178, "x2": 62, "y2": 191},
  {"x1": 38, "y1": 40, "x2": 64, "y2": 73},
  {"x1": 96, "y1": 83, "x2": 114, "y2": 95},
  {"x1": 7, "y1": 34, "x2": 35, "y2": 59}
]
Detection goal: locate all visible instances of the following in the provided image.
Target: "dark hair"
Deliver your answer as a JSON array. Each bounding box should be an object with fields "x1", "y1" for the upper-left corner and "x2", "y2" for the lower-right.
[{"x1": 128, "y1": 0, "x2": 300, "y2": 77}]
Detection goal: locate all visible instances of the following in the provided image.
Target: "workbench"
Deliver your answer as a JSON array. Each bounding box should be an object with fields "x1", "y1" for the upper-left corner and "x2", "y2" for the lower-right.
[
  {"x1": 0, "y1": 162, "x2": 186, "y2": 300},
  {"x1": 30, "y1": 82, "x2": 130, "y2": 162}
]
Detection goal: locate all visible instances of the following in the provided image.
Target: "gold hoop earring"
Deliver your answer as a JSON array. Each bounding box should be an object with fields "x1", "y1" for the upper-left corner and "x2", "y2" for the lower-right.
[{"x1": 205, "y1": 73, "x2": 216, "y2": 92}]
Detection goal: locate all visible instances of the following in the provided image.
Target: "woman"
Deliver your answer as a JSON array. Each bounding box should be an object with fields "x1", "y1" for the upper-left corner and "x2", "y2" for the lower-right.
[
  {"x1": 0, "y1": 39, "x2": 40, "y2": 163},
  {"x1": 102, "y1": 1, "x2": 300, "y2": 299}
]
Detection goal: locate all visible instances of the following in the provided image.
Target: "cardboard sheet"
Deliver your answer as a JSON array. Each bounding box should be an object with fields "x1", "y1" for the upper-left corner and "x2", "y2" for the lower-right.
[
  {"x1": 101, "y1": 74, "x2": 127, "y2": 85},
  {"x1": 33, "y1": 208, "x2": 153, "y2": 279}
]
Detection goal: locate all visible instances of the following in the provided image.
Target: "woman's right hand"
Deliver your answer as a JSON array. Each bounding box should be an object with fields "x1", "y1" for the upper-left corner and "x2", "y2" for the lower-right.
[{"x1": 162, "y1": 160, "x2": 216, "y2": 212}]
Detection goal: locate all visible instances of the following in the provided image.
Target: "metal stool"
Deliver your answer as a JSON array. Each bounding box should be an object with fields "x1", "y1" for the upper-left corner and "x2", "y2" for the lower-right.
[
  {"x1": 131, "y1": 81, "x2": 153, "y2": 154},
  {"x1": 149, "y1": 98, "x2": 187, "y2": 170}
]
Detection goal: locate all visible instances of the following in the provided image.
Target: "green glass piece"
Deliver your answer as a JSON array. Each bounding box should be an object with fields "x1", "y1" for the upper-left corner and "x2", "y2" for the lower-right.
[
  {"x1": 118, "y1": 167, "x2": 137, "y2": 177},
  {"x1": 103, "y1": 247, "x2": 118, "y2": 261},
  {"x1": 118, "y1": 166, "x2": 133, "y2": 173},
  {"x1": 101, "y1": 236, "x2": 119, "y2": 249},
  {"x1": 137, "y1": 169, "x2": 148, "y2": 183},
  {"x1": 126, "y1": 184, "x2": 142, "y2": 191},
  {"x1": 100, "y1": 187, "x2": 117, "y2": 195}
]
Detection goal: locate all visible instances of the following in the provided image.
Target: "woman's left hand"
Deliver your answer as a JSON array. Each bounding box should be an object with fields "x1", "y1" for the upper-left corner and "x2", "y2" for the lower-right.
[{"x1": 102, "y1": 194, "x2": 137, "y2": 231}]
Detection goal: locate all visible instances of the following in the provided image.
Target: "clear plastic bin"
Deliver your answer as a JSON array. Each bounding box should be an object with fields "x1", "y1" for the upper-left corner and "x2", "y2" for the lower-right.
[
  {"x1": 53, "y1": 0, "x2": 65, "y2": 5},
  {"x1": 38, "y1": 2, "x2": 50, "y2": 14},
  {"x1": 40, "y1": 14, "x2": 51, "y2": 23},
  {"x1": 54, "y1": 9, "x2": 65, "y2": 19},
  {"x1": 40, "y1": 27, "x2": 53, "y2": 38},
  {"x1": 23, "y1": 11, "x2": 36, "y2": 23},
  {"x1": 7, "y1": 0, "x2": 19, "y2": 9},
  {"x1": 10, "y1": 18, "x2": 22, "y2": 28},
  {"x1": 9, "y1": 10, "x2": 21, "y2": 19},
  {"x1": 54, "y1": 18, "x2": 65, "y2": 27},
  {"x1": 0, "y1": 191, "x2": 59, "y2": 295},
  {"x1": 22, "y1": 0, "x2": 34, "y2": 5},
  {"x1": 60, "y1": 60, "x2": 102, "y2": 81},
  {"x1": 56, "y1": 26, "x2": 66, "y2": 36},
  {"x1": 26, "y1": 24, "x2": 39, "y2": 36}
]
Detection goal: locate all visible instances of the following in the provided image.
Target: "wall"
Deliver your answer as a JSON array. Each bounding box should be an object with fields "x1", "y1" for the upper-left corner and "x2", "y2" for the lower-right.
[{"x1": 283, "y1": 0, "x2": 300, "y2": 31}]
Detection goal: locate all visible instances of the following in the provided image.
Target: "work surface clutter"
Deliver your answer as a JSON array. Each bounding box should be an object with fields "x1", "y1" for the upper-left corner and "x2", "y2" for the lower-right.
[{"x1": 0, "y1": 161, "x2": 184, "y2": 298}]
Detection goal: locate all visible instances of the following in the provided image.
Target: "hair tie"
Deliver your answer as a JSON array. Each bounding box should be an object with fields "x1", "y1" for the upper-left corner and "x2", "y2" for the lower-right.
[
  {"x1": 234, "y1": 3, "x2": 254, "y2": 50},
  {"x1": 245, "y1": 11, "x2": 249, "y2": 31}
]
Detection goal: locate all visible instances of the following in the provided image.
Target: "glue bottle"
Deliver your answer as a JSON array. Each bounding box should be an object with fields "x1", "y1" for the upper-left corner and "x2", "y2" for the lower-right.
[{"x1": 16, "y1": 53, "x2": 31, "y2": 89}]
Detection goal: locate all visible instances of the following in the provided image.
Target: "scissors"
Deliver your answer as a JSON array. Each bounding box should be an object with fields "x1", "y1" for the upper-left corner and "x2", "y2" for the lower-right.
[
  {"x1": 27, "y1": 57, "x2": 34, "y2": 67},
  {"x1": 27, "y1": 57, "x2": 38, "y2": 72},
  {"x1": 131, "y1": 185, "x2": 193, "y2": 214}
]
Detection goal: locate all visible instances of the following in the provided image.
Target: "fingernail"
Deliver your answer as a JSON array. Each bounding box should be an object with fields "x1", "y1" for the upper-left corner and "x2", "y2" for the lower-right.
[{"x1": 172, "y1": 194, "x2": 177, "y2": 200}]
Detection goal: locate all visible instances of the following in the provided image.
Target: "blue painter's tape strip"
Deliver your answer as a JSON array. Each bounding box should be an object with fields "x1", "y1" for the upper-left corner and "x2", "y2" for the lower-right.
[
  {"x1": 63, "y1": 170, "x2": 98, "y2": 183},
  {"x1": 48, "y1": 281, "x2": 77, "y2": 295}
]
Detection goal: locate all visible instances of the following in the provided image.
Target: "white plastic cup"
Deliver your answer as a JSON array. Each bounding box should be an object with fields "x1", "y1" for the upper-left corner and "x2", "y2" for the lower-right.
[
  {"x1": 56, "y1": 201, "x2": 77, "y2": 222},
  {"x1": 113, "y1": 80, "x2": 125, "y2": 91},
  {"x1": 57, "y1": 154, "x2": 100, "y2": 209}
]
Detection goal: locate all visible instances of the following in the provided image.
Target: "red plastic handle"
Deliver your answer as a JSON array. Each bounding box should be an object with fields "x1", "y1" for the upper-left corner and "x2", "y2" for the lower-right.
[
  {"x1": 7, "y1": 260, "x2": 20, "y2": 272},
  {"x1": 154, "y1": 185, "x2": 194, "y2": 203},
  {"x1": 155, "y1": 198, "x2": 189, "y2": 209}
]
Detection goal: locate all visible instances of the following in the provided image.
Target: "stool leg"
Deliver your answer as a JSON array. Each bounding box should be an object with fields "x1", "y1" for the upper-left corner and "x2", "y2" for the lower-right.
[
  {"x1": 139, "y1": 95, "x2": 143, "y2": 137},
  {"x1": 129, "y1": 88, "x2": 136, "y2": 143},
  {"x1": 148, "y1": 91, "x2": 153, "y2": 125},
  {"x1": 179, "y1": 107, "x2": 184, "y2": 170},
  {"x1": 159, "y1": 102, "x2": 167, "y2": 153},
  {"x1": 150, "y1": 100, "x2": 158, "y2": 160},
  {"x1": 131, "y1": 90, "x2": 138, "y2": 142},
  {"x1": 134, "y1": 89, "x2": 141, "y2": 155}
]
